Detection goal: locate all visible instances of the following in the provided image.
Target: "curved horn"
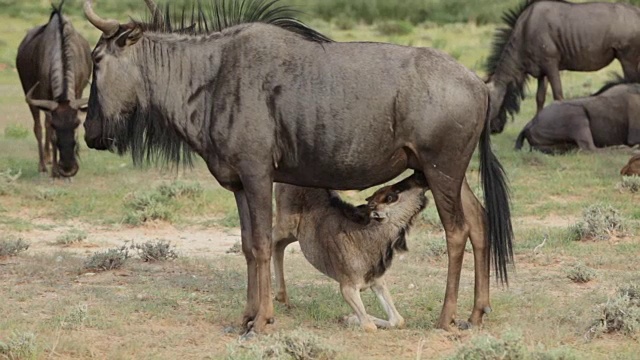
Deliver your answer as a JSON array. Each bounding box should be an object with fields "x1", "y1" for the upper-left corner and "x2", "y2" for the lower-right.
[
  {"x1": 25, "y1": 83, "x2": 58, "y2": 112},
  {"x1": 84, "y1": 0, "x2": 119, "y2": 37},
  {"x1": 70, "y1": 98, "x2": 89, "y2": 110}
]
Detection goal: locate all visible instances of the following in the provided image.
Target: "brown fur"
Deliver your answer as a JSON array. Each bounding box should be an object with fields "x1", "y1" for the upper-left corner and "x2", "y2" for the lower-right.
[
  {"x1": 272, "y1": 173, "x2": 428, "y2": 331},
  {"x1": 621, "y1": 154, "x2": 640, "y2": 176}
]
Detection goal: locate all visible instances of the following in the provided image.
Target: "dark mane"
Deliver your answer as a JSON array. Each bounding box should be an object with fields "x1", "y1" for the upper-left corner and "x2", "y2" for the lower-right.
[
  {"x1": 591, "y1": 74, "x2": 632, "y2": 96},
  {"x1": 485, "y1": 0, "x2": 568, "y2": 126},
  {"x1": 138, "y1": 0, "x2": 332, "y2": 43},
  {"x1": 328, "y1": 191, "x2": 370, "y2": 225}
]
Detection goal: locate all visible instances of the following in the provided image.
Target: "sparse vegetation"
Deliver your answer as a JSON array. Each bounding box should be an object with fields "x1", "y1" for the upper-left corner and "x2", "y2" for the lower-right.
[
  {"x1": 447, "y1": 330, "x2": 578, "y2": 360},
  {"x1": 3, "y1": 124, "x2": 29, "y2": 139},
  {"x1": 618, "y1": 175, "x2": 640, "y2": 193},
  {"x1": 226, "y1": 241, "x2": 242, "y2": 254},
  {"x1": 375, "y1": 20, "x2": 414, "y2": 36},
  {"x1": 60, "y1": 304, "x2": 88, "y2": 330},
  {"x1": 569, "y1": 204, "x2": 628, "y2": 241},
  {"x1": 424, "y1": 236, "x2": 447, "y2": 258},
  {"x1": 54, "y1": 229, "x2": 87, "y2": 246},
  {"x1": 227, "y1": 329, "x2": 336, "y2": 360},
  {"x1": 123, "y1": 181, "x2": 203, "y2": 225},
  {"x1": 34, "y1": 187, "x2": 68, "y2": 201},
  {"x1": 587, "y1": 284, "x2": 640, "y2": 340},
  {"x1": 0, "y1": 168, "x2": 21, "y2": 196},
  {"x1": 130, "y1": 239, "x2": 178, "y2": 262},
  {"x1": 0, "y1": 331, "x2": 37, "y2": 360},
  {"x1": 0, "y1": 236, "x2": 29, "y2": 257},
  {"x1": 566, "y1": 262, "x2": 596, "y2": 283},
  {"x1": 84, "y1": 246, "x2": 131, "y2": 272}
]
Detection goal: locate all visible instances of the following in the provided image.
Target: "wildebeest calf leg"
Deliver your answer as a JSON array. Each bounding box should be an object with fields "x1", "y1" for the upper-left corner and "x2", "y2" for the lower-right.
[
  {"x1": 272, "y1": 235, "x2": 297, "y2": 308},
  {"x1": 341, "y1": 283, "x2": 377, "y2": 332},
  {"x1": 240, "y1": 176, "x2": 275, "y2": 334},
  {"x1": 461, "y1": 178, "x2": 491, "y2": 327},
  {"x1": 573, "y1": 122, "x2": 598, "y2": 151},
  {"x1": 370, "y1": 278, "x2": 405, "y2": 329},
  {"x1": 535, "y1": 76, "x2": 548, "y2": 113},
  {"x1": 29, "y1": 106, "x2": 47, "y2": 174}
]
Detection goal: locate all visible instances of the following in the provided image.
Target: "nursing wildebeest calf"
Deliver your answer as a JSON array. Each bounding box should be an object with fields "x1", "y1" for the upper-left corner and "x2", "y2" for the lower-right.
[
  {"x1": 515, "y1": 80, "x2": 640, "y2": 153},
  {"x1": 83, "y1": 0, "x2": 513, "y2": 334},
  {"x1": 273, "y1": 172, "x2": 428, "y2": 332},
  {"x1": 486, "y1": 0, "x2": 640, "y2": 133},
  {"x1": 16, "y1": 1, "x2": 91, "y2": 177}
]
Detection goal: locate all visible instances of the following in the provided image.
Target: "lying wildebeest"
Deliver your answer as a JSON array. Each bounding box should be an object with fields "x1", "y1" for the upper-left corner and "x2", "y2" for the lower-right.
[
  {"x1": 273, "y1": 172, "x2": 428, "y2": 332},
  {"x1": 486, "y1": 0, "x2": 640, "y2": 133},
  {"x1": 16, "y1": 0, "x2": 91, "y2": 177},
  {"x1": 515, "y1": 80, "x2": 640, "y2": 153},
  {"x1": 83, "y1": 0, "x2": 513, "y2": 334},
  {"x1": 621, "y1": 154, "x2": 640, "y2": 176}
]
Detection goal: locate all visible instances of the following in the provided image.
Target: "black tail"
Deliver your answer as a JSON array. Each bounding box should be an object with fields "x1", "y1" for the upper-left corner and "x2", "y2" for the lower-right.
[
  {"x1": 514, "y1": 126, "x2": 528, "y2": 150},
  {"x1": 479, "y1": 96, "x2": 514, "y2": 285}
]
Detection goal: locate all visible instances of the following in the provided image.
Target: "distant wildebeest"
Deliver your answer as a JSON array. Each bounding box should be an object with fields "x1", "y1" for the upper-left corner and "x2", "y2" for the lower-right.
[
  {"x1": 515, "y1": 79, "x2": 640, "y2": 153},
  {"x1": 16, "y1": 1, "x2": 92, "y2": 178},
  {"x1": 82, "y1": 0, "x2": 514, "y2": 334},
  {"x1": 486, "y1": 0, "x2": 640, "y2": 133},
  {"x1": 273, "y1": 172, "x2": 428, "y2": 332},
  {"x1": 621, "y1": 154, "x2": 640, "y2": 176}
]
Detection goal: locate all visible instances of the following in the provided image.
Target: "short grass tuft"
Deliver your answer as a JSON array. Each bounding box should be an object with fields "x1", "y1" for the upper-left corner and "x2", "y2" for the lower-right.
[
  {"x1": 123, "y1": 181, "x2": 203, "y2": 225},
  {"x1": 0, "y1": 236, "x2": 30, "y2": 257},
  {"x1": 587, "y1": 284, "x2": 640, "y2": 340},
  {"x1": 84, "y1": 246, "x2": 131, "y2": 272},
  {"x1": 3, "y1": 123, "x2": 29, "y2": 139},
  {"x1": 0, "y1": 331, "x2": 37, "y2": 360},
  {"x1": 227, "y1": 329, "x2": 337, "y2": 360},
  {"x1": 54, "y1": 229, "x2": 87, "y2": 246},
  {"x1": 375, "y1": 20, "x2": 414, "y2": 36},
  {"x1": 226, "y1": 241, "x2": 242, "y2": 254},
  {"x1": 569, "y1": 203, "x2": 627, "y2": 241},
  {"x1": 130, "y1": 239, "x2": 178, "y2": 262},
  {"x1": 566, "y1": 262, "x2": 596, "y2": 283},
  {"x1": 618, "y1": 176, "x2": 640, "y2": 193},
  {"x1": 0, "y1": 168, "x2": 21, "y2": 196}
]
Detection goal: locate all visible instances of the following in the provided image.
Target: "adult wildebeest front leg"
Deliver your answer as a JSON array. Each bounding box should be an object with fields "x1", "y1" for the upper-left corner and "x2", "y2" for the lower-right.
[
  {"x1": 545, "y1": 65, "x2": 564, "y2": 102},
  {"x1": 28, "y1": 106, "x2": 47, "y2": 174},
  {"x1": 536, "y1": 76, "x2": 548, "y2": 113},
  {"x1": 44, "y1": 113, "x2": 53, "y2": 166},
  {"x1": 236, "y1": 175, "x2": 275, "y2": 334}
]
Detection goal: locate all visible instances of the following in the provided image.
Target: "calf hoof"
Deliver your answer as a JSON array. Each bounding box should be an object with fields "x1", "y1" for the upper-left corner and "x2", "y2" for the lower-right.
[
  {"x1": 455, "y1": 320, "x2": 472, "y2": 330},
  {"x1": 362, "y1": 322, "x2": 378, "y2": 333}
]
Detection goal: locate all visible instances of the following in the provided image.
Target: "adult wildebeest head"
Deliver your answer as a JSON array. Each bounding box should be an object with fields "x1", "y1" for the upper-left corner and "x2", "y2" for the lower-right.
[
  {"x1": 83, "y1": 0, "x2": 513, "y2": 335},
  {"x1": 16, "y1": 1, "x2": 91, "y2": 178},
  {"x1": 486, "y1": 0, "x2": 640, "y2": 134}
]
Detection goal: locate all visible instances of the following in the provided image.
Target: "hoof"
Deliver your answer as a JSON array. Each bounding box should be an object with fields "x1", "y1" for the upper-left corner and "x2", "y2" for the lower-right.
[
  {"x1": 455, "y1": 320, "x2": 472, "y2": 330},
  {"x1": 483, "y1": 306, "x2": 492, "y2": 315},
  {"x1": 240, "y1": 329, "x2": 258, "y2": 341},
  {"x1": 362, "y1": 322, "x2": 377, "y2": 333}
]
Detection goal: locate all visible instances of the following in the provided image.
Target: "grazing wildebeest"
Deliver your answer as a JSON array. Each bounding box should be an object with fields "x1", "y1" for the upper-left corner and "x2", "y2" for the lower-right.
[
  {"x1": 486, "y1": 0, "x2": 640, "y2": 133},
  {"x1": 83, "y1": 0, "x2": 514, "y2": 334},
  {"x1": 16, "y1": 1, "x2": 92, "y2": 177},
  {"x1": 515, "y1": 80, "x2": 640, "y2": 153},
  {"x1": 273, "y1": 172, "x2": 429, "y2": 332},
  {"x1": 621, "y1": 154, "x2": 640, "y2": 176}
]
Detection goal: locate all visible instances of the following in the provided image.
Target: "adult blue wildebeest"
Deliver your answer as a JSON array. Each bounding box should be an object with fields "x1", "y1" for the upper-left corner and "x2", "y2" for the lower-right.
[
  {"x1": 82, "y1": 0, "x2": 514, "y2": 334},
  {"x1": 486, "y1": 0, "x2": 640, "y2": 133},
  {"x1": 515, "y1": 79, "x2": 640, "y2": 153},
  {"x1": 16, "y1": 1, "x2": 92, "y2": 178}
]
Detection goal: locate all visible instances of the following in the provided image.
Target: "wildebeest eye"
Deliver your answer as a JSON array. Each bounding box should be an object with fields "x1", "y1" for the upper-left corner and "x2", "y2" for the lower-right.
[{"x1": 385, "y1": 193, "x2": 398, "y2": 203}]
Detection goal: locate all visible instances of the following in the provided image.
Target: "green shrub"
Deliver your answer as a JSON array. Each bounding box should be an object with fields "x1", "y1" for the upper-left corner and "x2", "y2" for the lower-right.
[
  {"x1": 333, "y1": 14, "x2": 356, "y2": 30},
  {"x1": 375, "y1": 20, "x2": 413, "y2": 36},
  {"x1": 569, "y1": 204, "x2": 627, "y2": 241},
  {"x1": 566, "y1": 262, "x2": 596, "y2": 283},
  {"x1": 123, "y1": 191, "x2": 174, "y2": 225},
  {"x1": 4, "y1": 124, "x2": 29, "y2": 139},
  {"x1": 0, "y1": 168, "x2": 21, "y2": 196},
  {"x1": 0, "y1": 331, "x2": 37, "y2": 360},
  {"x1": 618, "y1": 176, "x2": 640, "y2": 193},
  {"x1": 131, "y1": 239, "x2": 178, "y2": 262},
  {"x1": 0, "y1": 236, "x2": 30, "y2": 257},
  {"x1": 60, "y1": 304, "x2": 88, "y2": 330},
  {"x1": 587, "y1": 284, "x2": 640, "y2": 340},
  {"x1": 35, "y1": 187, "x2": 68, "y2": 201},
  {"x1": 424, "y1": 237, "x2": 447, "y2": 258},
  {"x1": 227, "y1": 329, "x2": 336, "y2": 360},
  {"x1": 84, "y1": 246, "x2": 131, "y2": 272},
  {"x1": 55, "y1": 229, "x2": 88, "y2": 246},
  {"x1": 157, "y1": 180, "x2": 203, "y2": 199},
  {"x1": 447, "y1": 330, "x2": 579, "y2": 360}
]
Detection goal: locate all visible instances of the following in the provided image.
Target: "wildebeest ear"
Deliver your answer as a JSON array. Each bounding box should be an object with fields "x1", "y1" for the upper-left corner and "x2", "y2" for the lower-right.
[{"x1": 115, "y1": 27, "x2": 143, "y2": 48}]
